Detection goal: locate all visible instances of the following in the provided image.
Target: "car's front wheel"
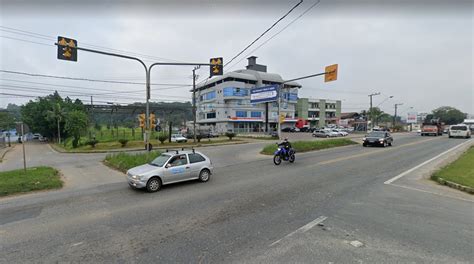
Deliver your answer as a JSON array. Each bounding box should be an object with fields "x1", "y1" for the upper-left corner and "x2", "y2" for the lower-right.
[
  {"x1": 146, "y1": 177, "x2": 162, "y2": 192},
  {"x1": 199, "y1": 169, "x2": 211, "y2": 182}
]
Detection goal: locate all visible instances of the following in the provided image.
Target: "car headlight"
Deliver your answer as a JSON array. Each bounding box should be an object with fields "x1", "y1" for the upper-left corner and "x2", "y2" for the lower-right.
[
  {"x1": 379, "y1": 139, "x2": 384, "y2": 142},
  {"x1": 277, "y1": 148, "x2": 281, "y2": 151},
  {"x1": 362, "y1": 137, "x2": 366, "y2": 141},
  {"x1": 131, "y1": 175, "x2": 138, "y2": 180}
]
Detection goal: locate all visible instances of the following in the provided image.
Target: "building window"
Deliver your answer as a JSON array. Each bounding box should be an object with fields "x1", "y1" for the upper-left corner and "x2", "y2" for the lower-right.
[
  {"x1": 203, "y1": 91, "x2": 216, "y2": 100},
  {"x1": 251, "y1": 111, "x2": 261, "y2": 118},
  {"x1": 311, "y1": 103, "x2": 319, "y2": 108},
  {"x1": 236, "y1": 111, "x2": 247, "y2": 118},
  {"x1": 308, "y1": 111, "x2": 319, "y2": 117},
  {"x1": 223, "y1": 87, "x2": 249, "y2": 97},
  {"x1": 206, "y1": 112, "x2": 216, "y2": 119},
  {"x1": 283, "y1": 93, "x2": 298, "y2": 102}
]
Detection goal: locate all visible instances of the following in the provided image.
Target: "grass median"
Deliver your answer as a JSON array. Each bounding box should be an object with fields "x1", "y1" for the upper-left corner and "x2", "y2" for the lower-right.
[
  {"x1": 431, "y1": 146, "x2": 474, "y2": 193},
  {"x1": 104, "y1": 151, "x2": 162, "y2": 173},
  {"x1": 260, "y1": 138, "x2": 358, "y2": 155},
  {"x1": 0, "y1": 166, "x2": 63, "y2": 197}
]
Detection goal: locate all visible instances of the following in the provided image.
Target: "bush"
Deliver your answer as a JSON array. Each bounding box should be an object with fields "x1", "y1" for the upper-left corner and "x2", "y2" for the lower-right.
[
  {"x1": 118, "y1": 138, "x2": 128, "y2": 147},
  {"x1": 196, "y1": 134, "x2": 202, "y2": 143},
  {"x1": 85, "y1": 139, "x2": 99, "y2": 148},
  {"x1": 158, "y1": 133, "x2": 168, "y2": 144},
  {"x1": 225, "y1": 132, "x2": 236, "y2": 140}
]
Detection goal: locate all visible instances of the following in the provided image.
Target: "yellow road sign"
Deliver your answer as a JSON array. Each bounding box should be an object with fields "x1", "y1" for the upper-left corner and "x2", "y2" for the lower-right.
[{"x1": 324, "y1": 64, "x2": 338, "y2": 82}]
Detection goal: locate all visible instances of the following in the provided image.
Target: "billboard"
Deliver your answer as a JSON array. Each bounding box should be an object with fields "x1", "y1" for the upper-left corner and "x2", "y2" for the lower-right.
[
  {"x1": 407, "y1": 112, "x2": 417, "y2": 124},
  {"x1": 250, "y1": 85, "x2": 278, "y2": 104}
]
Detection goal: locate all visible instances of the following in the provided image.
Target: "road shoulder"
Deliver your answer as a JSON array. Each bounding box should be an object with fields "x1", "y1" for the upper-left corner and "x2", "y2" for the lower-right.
[{"x1": 384, "y1": 139, "x2": 473, "y2": 201}]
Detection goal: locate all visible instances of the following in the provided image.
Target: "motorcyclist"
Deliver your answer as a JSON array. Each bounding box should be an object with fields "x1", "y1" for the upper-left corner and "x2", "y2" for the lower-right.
[{"x1": 278, "y1": 138, "x2": 292, "y2": 158}]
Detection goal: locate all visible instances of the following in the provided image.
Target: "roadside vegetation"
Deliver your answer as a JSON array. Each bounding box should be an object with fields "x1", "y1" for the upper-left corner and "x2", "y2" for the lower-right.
[
  {"x1": 104, "y1": 151, "x2": 162, "y2": 172},
  {"x1": 0, "y1": 167, "x2": 63, "y2": 197},
  {"x1": 431, "y1": 146, "x2": 474, "y2": 193},
  {"x1": 261, "y1": 138, "x2": 357, "y2": 155},
  {"x1": 56, "y1": 137, "x2": 240, "y2": 152}
]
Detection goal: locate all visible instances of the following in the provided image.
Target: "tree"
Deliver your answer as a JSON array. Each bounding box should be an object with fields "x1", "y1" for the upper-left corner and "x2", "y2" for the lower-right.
[
  {"x1": 65, "y1": 110, "x2": 89, "y2": 148},
  {"x1": 46, "y1": 103, "x2": 66, "y2": 144},
  {"x1": 432, "y1": 106, "x2": 466, "y2": 125},
  {"x1": 0, "y1": 112, "x2": 15, "y2": 130}
]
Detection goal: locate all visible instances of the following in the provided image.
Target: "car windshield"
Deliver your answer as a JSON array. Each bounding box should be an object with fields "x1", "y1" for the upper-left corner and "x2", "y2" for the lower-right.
[
  {"x1": 367, "y1": 131, "x2": 385, "y2": 137},
  {"x1": 451, "y1": 126, "x2": 467, "y2": 131},
  {"x1": 149, "y1": 154, "x2": 171, "y2": 167}
]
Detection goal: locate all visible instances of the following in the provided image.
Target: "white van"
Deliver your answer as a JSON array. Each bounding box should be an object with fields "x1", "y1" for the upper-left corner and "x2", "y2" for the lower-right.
[{"x1": 448, "y1": 124, "x2": 471, "y2": 139}]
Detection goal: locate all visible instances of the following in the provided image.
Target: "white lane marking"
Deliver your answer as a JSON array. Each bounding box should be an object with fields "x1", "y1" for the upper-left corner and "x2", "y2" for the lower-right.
[
  {"x1": 269, "y1": 216, "x2": 327, "y2": 247},
  {"x1": 72, "y1": 242, "x2": 84, "y2": 247},
  {"x1": 387, "y1": 183, "x2": 473, "y2": 203},
  {"x1": 384, "y1": 139, "x2": 473, "y2": 185}
]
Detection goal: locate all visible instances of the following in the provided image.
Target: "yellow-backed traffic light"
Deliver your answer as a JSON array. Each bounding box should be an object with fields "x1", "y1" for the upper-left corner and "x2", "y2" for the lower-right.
[
  {"x1": 279, "y1": 114, "x2": 286, "y2": 124},
  {"x1": 149, "y1": 113, "x2": 156, "y2": 129},
  {"x1": 57, "y1": 36, "x2": 77, "y2": 62},
  {"x1": 210, "y1": 57, "x2": 223, "y2": 77},
  {"x1": 324, "y1": 64, "x2": 338, "y2": 82},
  {"x1": 138, "y1": 113, "x2": 145, "y2": 128}
]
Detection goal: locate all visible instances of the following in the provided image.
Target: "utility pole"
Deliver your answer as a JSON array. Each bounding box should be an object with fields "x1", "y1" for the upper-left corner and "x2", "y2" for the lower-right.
[
  {"x1": 90, "y1": 95, "x2": 94, "y2": 126},
  {"x1": 192, "y1": 66, "x2": 200, "y2": 143},
  {"x1": 368, "y1": 92, "x2": 380, "y2": 131},
  {"x1": 393, "y1": 103, "x2": 403, "y2": 128}
]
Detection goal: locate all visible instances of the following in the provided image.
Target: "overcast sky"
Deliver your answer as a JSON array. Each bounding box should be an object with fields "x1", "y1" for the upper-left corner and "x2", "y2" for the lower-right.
[{"x1": 0, "y1": 0, "x2": 472, "y2": 117}]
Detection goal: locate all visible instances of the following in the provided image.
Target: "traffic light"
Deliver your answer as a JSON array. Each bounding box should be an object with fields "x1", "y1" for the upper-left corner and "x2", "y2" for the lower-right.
[
  {"x1": 279, "y1": 114, "x2": 286, "y2": 124},
  {"x1": 324, "y1": 64, "x2": 338, "y2": 82},
  {"x1": 138, "y1": 113, "x2": 145, "y2": 128},
  {"x1": 210, "y1": 57, "x2": 223, "y2": 77},
  {"x1": 149, "y1": 113, "x2": 156, "y2": 129},
  {"x1": 57, "y1": 36, "x2": 77, "y2": 62}
]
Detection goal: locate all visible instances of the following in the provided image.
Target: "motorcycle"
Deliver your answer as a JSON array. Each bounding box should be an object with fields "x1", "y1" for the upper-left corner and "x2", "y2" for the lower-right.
[{"x1": 273, "y1": 143, "x2": 295, "y2": 165}]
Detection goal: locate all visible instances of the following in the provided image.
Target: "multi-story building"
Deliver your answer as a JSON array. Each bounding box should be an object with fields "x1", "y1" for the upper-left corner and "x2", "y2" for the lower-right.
[
  {"x1": 296, "y1": 98, "x2": 341, "y2": 127},
  {"x1": 195, "y1": 56, "x2": 301, "y2": 133}
]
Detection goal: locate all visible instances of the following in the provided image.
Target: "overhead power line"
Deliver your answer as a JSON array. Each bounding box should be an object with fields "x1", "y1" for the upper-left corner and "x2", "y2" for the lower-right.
[
  {"x1": 0, "y1": 26, "x2": 184, "y2": 63},
  {"x1": 224, "y1": 0, "x2": 303, "y2": 67},
  {"x1": 226, "y1": 0, "x2": 321, "y2": 70},
  {"x1": 0, "y1": 70, "x2": 191, "y2": 87}
]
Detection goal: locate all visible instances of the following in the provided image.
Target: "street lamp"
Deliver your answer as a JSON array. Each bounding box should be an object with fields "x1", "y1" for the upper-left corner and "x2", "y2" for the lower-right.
[{"x1": 393, "y1": 103, "x2": 404, "y2": 128}]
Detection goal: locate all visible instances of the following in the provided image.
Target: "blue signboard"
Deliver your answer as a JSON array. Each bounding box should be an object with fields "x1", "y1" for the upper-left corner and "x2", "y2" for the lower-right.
[{"x1": 250, "y1": 85, "x2": 279, "y2": 104}]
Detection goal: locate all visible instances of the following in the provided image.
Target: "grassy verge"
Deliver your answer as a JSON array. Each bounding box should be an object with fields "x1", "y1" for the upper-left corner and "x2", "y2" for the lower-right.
[
  {"x1": 104, "y1": 151, "x2": 162, "y2": 173},
  {"x1": 0, "y1": 166, "x2": 63, "y2": 197},
  {"x1": 260, "y1": 138, "x2": 358, "y2": 155},
  {"x1": 431, "y1": 146, "x2": 474, "y2": 193}
]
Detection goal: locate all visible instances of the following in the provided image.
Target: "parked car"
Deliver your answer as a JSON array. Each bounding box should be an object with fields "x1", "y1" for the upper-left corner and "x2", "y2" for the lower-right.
[
  {"x1": 281, "y1": 127, "x2": 295, "y2": 133},
  {"x1": 448, "y1": 124, "x2": 471, "y2": 138},
  {"x1": 171, "y1": 134, "x2": 188, "y2": 143},
  {"x1": 299, "y1": 127, "x2": 311, "y2": 133},
  {"x1": 32, "y1": 133, "x2": 41, "y2": 140},
  {"x1": 332, "y1": 129, "x2": 348, "y2": 136},
  {"x1": 313, "y1": 129, "x2": 338, "y2": 138},
  {"x1": 126, "y1": 150, "x2": 213, "y2": 192},
  {"x1": 362, "y1": 131, "x2": 393, "y2": 147}
]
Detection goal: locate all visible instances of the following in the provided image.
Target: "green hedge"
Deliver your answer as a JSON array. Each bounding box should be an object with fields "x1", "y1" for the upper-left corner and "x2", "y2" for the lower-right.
[{"x1": 104, "y1": 151, "x2": 162, "y2": 172}]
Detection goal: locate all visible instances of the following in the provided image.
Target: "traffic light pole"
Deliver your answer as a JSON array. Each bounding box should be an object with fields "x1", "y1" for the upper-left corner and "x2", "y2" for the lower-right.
[
  {"x1": 56, "y1": 42, "x2": 220, "y2": 151},
  {"x1": 277, "y1": 71, "x2": 328, "y2": 140}
]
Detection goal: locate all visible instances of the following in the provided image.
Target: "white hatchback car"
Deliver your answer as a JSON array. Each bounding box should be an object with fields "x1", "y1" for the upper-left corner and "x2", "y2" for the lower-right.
[
  {"x1": 171, "y1": 134, "x2": 188, "y2": 143},
  {"x1": 448, "y1": 124, "x2": 471, "y2": 138},
  {"x1": 126, "y1": 150, "x2": 213, "y2": 192}
]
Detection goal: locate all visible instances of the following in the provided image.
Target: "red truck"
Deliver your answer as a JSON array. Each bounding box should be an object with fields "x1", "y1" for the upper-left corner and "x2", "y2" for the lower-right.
[{"x1": 421, "y1": 119, "x2": 443, "y2": 136}]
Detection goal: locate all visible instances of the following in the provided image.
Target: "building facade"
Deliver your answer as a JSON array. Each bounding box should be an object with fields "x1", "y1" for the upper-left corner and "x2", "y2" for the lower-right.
[
  {"x1": 296, "y1": 98, "x2": 342, "y2": 127},
  {"x1": 195, "y1": 57, "x2": 301, "y2": 133}
]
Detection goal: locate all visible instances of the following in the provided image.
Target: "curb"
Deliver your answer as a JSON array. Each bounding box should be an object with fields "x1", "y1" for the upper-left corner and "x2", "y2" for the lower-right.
[
  {"x1": 0, "y1": 146, "x2": 14, "y2": 163},
  {"x1": 431, "y1": 176, "x2": 474, "y2": 194}
]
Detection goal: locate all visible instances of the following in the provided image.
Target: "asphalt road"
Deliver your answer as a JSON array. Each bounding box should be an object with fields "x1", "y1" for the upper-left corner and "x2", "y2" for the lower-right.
[{"x1": 0, "y1": 134, "x2": 473, "y2": 263}]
